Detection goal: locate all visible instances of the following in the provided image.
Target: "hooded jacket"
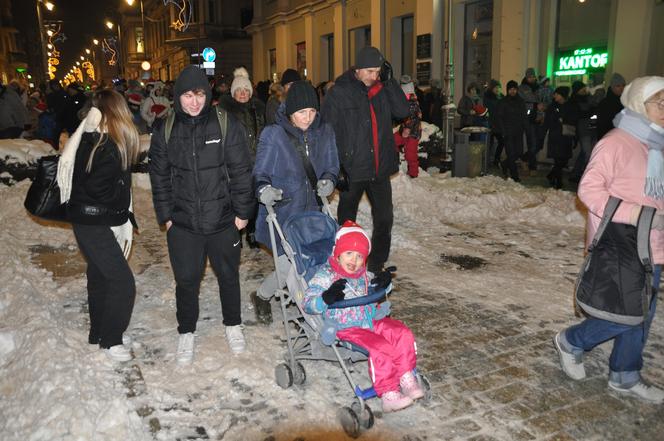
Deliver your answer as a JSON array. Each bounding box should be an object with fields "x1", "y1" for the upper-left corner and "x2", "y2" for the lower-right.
[
  {"x1": 253, "y1": 104, "x2": 339, "y2": 253},
  {"x1": 321, "y1": 71, "x2": 409, "y2": 182},
  {"x1": 148, "y1": 65, "x2": 254, "y2": 234}
]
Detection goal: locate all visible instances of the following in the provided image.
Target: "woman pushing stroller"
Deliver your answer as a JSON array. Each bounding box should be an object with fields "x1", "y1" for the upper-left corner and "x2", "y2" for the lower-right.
[
  {"x1": 303, "y1": 221, "x2": 424, "y2": 413},
  {"x1": 252, "y1": 81, "x2": 339, "y2": 320}
]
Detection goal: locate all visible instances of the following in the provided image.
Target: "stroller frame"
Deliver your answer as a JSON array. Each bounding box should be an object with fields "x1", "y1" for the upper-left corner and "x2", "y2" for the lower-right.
[{"x1": 264, "y1": 200, "x2": 431, "y2": 438}]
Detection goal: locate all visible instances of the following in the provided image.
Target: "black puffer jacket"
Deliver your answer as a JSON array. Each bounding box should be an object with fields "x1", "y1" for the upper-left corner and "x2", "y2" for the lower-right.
[
  {"x1": 68, "y1": 132, "x2": 131, "y2": 226},
  {"x1": 218, "y1": 94, "x2": 265, "y2": 158},
  {"x1": 148, "y1": 66, "x2": 254, "y2": 234},
  {"x1": 321, "y1": 70, "x2": 409, "y2": 182}
]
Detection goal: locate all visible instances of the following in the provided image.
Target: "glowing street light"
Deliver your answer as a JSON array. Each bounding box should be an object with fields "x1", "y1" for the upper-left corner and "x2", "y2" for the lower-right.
[
  {"x1": 76, "y1": 61, "x2": 80, "y2": 66},
  {"x1": 126, "y1": 0, "x2": 135, "y2": 5},
  {"x1": 85, "y1": 48, "x2": 91, "y2": 54},
  {"x1": 80, "y1": 56, "x2": 84, "y2": 60},
  {"x1": 44, "y1": 1, "x2": 54, "y2": 11},
  {"x1": 93, "y1": 39, "x2": 99, "y2": 45},
  {"x1": 46, "y1": 29, "x2": 53, "y2": 37},
  {"x1": 106, "y1": 21, "x2": 114, "y2": 30}
]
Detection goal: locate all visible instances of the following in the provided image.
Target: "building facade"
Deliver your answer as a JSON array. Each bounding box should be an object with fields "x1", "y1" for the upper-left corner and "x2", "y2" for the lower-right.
[
  {"x1": 0, "y1": 0, "x2": 27, "y2": 85},
  {"x1": 247, "y1": 0, "x2": 663, "y2": 102},
  {"x1": 117, "y1": 0, "x2": 253, "y2": 82}
]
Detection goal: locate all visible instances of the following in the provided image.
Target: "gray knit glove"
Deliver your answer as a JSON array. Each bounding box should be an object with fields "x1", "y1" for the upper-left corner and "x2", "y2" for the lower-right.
[
  {"x1": 316, "y1": 179, "x2": 334, "y2": 197},
  {"x1": 258, "y1": 185, "x2": 283, "y2": 207}
]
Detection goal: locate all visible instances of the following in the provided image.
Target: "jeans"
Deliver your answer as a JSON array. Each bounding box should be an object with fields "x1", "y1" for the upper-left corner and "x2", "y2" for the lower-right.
[{"x1": 562, "y1": 266, "x2": 661, "y2": 387}]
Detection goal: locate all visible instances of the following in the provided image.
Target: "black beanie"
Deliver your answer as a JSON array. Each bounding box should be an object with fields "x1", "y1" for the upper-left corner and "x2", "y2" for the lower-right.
[
  {"x1": 506, "y1": 80, "x2": 519, "y2": 91},
  {"x1": 355, "y1": 46, "x2": 384, "y2": 69},
  {"x1": 280, "y1": 68, "x2": 301, "y2": 86},
  {"x1": 174, "y1": 65, "x2": 212, "y2": 114},
  {"x1": 285, "y1": 81, "x2": 319, "y2": 116},
  {"x1": 554, "y1": 86, "x2": 570, "y2": 99}
]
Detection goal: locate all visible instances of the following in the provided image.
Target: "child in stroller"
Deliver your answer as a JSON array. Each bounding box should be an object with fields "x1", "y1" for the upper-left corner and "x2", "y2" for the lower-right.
[{"x1": 303, "y1": 220, "x2": 424, "y2": 413}]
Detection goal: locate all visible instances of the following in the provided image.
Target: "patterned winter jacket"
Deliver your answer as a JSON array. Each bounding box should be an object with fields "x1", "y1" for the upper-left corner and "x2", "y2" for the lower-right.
[{"x1": 303, "y1": 261, "x2": 377, "y2": 330}]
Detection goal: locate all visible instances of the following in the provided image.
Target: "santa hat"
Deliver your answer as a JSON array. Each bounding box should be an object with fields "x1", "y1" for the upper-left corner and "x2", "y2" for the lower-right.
[
  {"x1": 34, "y1": 102, "x2": 47, "y2": 113},
  {"x1": 231, "y1": 67, "x2": 253, "y2": 98},
  {"x1": 126, "y1": 93, "x2": 143, "y2": 106},
  {"x1": 473, "y1": 103, "x2": 488, "y2": 117},
  {"x1": 333, "y1": 220, "x2": 371, "y2": 260}
]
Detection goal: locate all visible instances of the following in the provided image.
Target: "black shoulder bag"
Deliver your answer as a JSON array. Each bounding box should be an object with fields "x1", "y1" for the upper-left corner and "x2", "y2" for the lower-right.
[
  {"x1": 575, "y1": 196, "x2": 656, "y2": 325},
  {"x1": 24, "y1": 155, "x2": 68, "y2": 222}
]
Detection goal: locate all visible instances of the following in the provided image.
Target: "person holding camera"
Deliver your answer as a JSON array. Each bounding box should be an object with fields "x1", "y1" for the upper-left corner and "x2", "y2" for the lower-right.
[{"x1": 321, "y1": 46, "x2": 410, "y2": 274}]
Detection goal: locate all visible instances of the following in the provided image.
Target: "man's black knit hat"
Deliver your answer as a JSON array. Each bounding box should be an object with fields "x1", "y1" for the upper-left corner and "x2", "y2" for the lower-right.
[
  {"x1": 285, "y1": 81, "x2": 319, "y2": 116},
  {"x1": 355, "y1": 46, "x2": 384, "y2": 69}
]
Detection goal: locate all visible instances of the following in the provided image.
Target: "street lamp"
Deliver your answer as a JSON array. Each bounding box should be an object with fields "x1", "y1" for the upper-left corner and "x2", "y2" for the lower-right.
[
  {"x1": 85, "y1": 49, "x2": 91, "y2": 54},
  {"x1": 36, "y1": 0, "x2": 55, "y2": 83},
  {"x1": 93, "y1": 39, "x2": 99, "y2": 45}
]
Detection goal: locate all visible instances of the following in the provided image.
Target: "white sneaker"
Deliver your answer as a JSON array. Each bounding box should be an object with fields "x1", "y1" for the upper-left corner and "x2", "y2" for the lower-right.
[
  {"x1": 553, "y1": 331, "x2": 586, "y2": 380},
  {"x1": 225, "y1": 325, "x2": 246, "y2": 354},
  {"x1": 176, "y1": 332, "x2": 195, "y2": 365},
  {"x1": 104, "y1": 344, "x2": 132, "y2": 362},
  {"x1": 609, "y1": 380, "x2": 664, "y2": 404}
]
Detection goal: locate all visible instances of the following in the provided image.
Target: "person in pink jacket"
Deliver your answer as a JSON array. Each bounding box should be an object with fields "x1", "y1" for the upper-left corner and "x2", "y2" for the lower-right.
[{"x1": 553, "y1": 76, "x2": 664, "y2": 403}]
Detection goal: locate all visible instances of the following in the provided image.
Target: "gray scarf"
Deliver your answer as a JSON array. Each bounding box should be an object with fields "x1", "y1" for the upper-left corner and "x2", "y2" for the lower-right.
[{"x1": 614, "y1": 108, "x2": 664, "y2": 199}]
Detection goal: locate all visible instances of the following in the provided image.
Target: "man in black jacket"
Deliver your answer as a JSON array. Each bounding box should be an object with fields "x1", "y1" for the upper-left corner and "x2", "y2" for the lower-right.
[
  {"x1": 321, "y1": 46, "x2": 409, "y2": 273},
  {"x1": 148, "y1": 65, "x2": 254, "y2": 364},
  {"x1": 596, "y1": 72, "x2": 626, "y2": 140}
]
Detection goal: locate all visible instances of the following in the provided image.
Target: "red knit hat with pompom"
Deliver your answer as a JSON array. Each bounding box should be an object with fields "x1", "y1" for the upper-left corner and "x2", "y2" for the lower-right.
[{"x1": 333, "y1": 220, "x2": 371, "y2": 260}]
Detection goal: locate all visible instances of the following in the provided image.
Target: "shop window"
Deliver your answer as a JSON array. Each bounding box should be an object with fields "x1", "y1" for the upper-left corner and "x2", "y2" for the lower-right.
[
  {"x1": 320, "y1": 34, "x2": 335, "y2": 81},
  {"x1": 463, "y1": 0, "x2": 492, "y2": 89},
  {"x1": 135, "y1": 27, "x2": 144, "y2": 53},
  {"x1": 348, "y1": 26, "x2": 371, "y2": 66},
  {"x1": 296, "y1": 42, "x2": 307, "y2": 78}
]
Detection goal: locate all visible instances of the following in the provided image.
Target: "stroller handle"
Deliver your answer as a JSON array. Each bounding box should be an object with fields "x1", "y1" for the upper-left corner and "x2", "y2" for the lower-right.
[{"x1": 327, "y1": 284, "x2": 392, "y2": 309}]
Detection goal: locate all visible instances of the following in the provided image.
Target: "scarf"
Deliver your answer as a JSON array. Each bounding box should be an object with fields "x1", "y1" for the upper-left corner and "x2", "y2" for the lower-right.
[
  {"x1": 614, "y1": 108, "x2": 664, "y2": 199},
  {"x1": 328, "y1": 256, "x2": 367, "y2": 280},
  {"x1": 367, "y1": 82, "x2": 383, "y2": 174}
]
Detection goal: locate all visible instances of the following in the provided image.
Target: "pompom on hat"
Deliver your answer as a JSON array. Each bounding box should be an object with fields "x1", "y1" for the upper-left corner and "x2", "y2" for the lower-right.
[{"x1": 333, "y1": 221, "x2": 371, "y2": 260}]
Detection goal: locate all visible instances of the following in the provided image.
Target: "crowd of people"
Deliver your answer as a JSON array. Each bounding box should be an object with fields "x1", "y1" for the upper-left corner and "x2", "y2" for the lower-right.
[
  {"x1": 5, "y1": 48, "x2": 664, "y2": 410},
  {"x1": 457, "y1": 68, "x2": 629, "y2": 187}
]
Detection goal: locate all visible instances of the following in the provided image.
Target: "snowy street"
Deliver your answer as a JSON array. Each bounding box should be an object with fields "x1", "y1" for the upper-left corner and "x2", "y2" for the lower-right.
[{"x1": 2, "y1": 147, "x2": 664, "y2": 440}]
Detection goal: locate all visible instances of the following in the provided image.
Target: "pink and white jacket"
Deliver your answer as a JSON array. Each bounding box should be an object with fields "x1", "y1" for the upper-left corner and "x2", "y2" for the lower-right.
[{"x1": 578, "y1": 128, "x2": 664, "y2": 264}]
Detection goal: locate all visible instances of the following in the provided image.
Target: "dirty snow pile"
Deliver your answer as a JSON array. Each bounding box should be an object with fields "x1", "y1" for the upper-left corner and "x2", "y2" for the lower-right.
[
  {"x1": 0, "y1": 139, "x2": 57, "y2": 165},
  {"x1": 0, "y1": 169, "x2": 587, "y2": 440}
]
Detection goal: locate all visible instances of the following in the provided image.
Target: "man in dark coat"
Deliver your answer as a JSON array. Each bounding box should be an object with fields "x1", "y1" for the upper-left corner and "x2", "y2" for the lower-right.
[
  {"x1": 544, "y1": 86, "x2": 574, "y2": 189},
  {"x1": 321, "y1": 46, "x2": 410, "y2": 273},
  {"x1": 148, "y1": 65, "x2": 254, "y2": 363},
  {"x1": 498, "y1": 80, "x2": 527, "y2": 182},
  {"x1": 596, "y1": 73, "x2": 626, "y2": 140}
]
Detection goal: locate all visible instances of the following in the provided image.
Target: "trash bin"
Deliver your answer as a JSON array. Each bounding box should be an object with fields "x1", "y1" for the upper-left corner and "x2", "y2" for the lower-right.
[{"x1": 453, "y1": 127, "x2": 491, "y2": 177}]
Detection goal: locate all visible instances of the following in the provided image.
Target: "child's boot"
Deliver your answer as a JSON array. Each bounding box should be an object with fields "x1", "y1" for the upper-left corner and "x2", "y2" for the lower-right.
[
  {"x1": 381, "y1": 390, "x2": 413, "y2": 412},
  {"x1": 400, "y1": 371, "x2": 425, "y2": 400}
]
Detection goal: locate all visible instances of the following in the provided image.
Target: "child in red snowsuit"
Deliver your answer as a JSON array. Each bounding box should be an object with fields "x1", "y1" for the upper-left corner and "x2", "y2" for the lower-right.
[
  {"x1": 394, "y1": 76, "x2": 422, "y2": 178},
  {"x1": 303, "y1": 221, "x2": 424, "y2": 412}
]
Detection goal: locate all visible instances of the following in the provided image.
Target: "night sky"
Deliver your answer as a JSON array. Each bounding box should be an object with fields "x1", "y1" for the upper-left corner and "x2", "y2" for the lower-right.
[{"x1": 39, "y1": 0, "x2": 122, "y2": 79}]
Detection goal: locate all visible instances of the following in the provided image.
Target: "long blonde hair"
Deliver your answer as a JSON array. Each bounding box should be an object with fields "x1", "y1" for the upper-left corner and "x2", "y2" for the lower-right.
[{"x1": 85, "y1": 89, "x2": 140, "y2": 172}]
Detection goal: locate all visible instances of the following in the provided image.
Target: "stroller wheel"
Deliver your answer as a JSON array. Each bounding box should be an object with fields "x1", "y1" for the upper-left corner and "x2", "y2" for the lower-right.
[
  {"x1": 337, "y1": 406, "x2": 361, "y2": 439},
  {"x1": 275, "y1": 363, "x2": 293, "y2": 389},
  {"x1": 292, "y1": 361, "x2": 306, "y2": 386},
  {"x1": 351, "y1": 401, "x2": 374, "y2": 429},
  {"x1": 417, "y1": 372, "x2": 433, "y2": 402}
]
